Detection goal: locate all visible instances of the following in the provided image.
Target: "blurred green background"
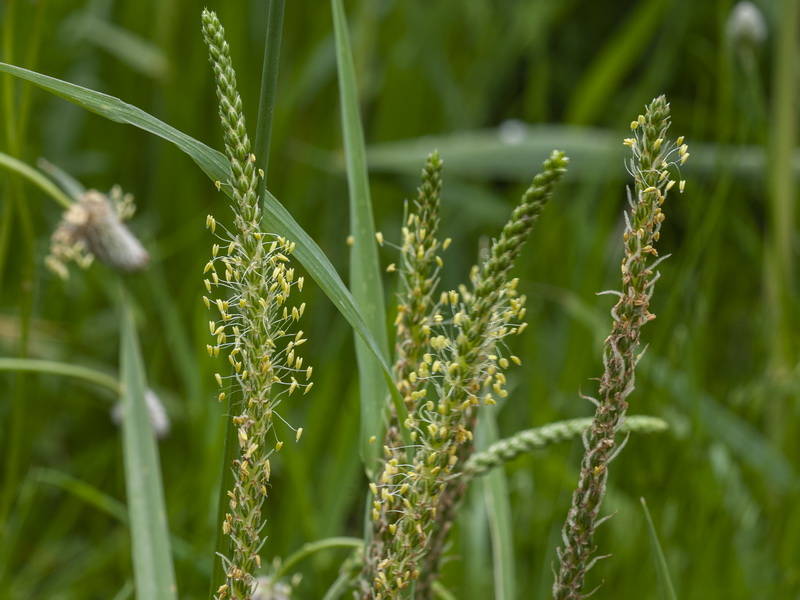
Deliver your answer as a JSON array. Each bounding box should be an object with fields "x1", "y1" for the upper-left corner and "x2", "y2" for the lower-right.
[{"x1": 1, "y1": 0, "x2": 798, "y2": 598}]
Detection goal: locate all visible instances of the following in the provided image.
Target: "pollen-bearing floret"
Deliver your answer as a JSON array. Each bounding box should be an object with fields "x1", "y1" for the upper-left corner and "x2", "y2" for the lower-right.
[{"x1": 202, "y1": 9, "x2": 311, "y2": 600}]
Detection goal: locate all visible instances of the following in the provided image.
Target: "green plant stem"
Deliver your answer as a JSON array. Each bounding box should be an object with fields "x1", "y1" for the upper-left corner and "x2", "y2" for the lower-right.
[
  {"x1": 765, "y1": 0, "x2": 798, "y2": 374},
  {"x1": 274, "y1": 537, "x2": 362, "y2": 580},
  {"x1": 2, "y1": 0, "x2": 19, "y2": 153},
  {"x1": 431, "y1": 581, "x2": 458, "y2": 600},
  {"x1": 0, "y1": 151, "x2": 73, "y2": 208},
  {"x1": 210, "y1": 403, "x2": 239, "y2": 595},
  {"x1": 321, "y1": 572, "x2": 355, "y2": 600},
  {"x1": 0, "y1": 358, "x2": 121, "y2": 394},
  {"x1": 17, "y1": 0, "x2": 46, "y2": 140}
]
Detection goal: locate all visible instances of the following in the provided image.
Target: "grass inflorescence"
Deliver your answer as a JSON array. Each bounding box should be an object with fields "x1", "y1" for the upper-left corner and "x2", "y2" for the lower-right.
[
  {"x1": 362, "y1": 150, "x2": 569, "y2": 598},
  {"x1": 553, "y1": 95, "x2": 688, "y2": 600},
  {"x1": 202, "y1": 10, "x2": 312, "y2": 599}
]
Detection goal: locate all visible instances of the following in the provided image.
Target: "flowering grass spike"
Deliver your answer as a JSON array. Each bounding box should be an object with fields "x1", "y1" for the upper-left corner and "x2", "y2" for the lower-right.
[
  {"x1": 362, "y1": 150, "x2": 568, "y2": 599},
  {"x1": 202, "y1": 10, "x2": 311, "y2": 600}
]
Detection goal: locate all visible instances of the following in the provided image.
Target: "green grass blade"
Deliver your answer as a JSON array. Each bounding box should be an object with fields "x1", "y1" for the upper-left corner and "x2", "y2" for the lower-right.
[
  {"x1": 640, "y1": 497, "x2": 678, "y2": 600},
  {"x1": 565, "y1": 0, "x2": 668, "y2": 125},
  {"x1": 111, "y1": 581, "x2": 136, "y2": 600},
  {"x1": 431, "y1": 581, "x2": 458, "y2": 600},
  {"x1": 477, "y1": 411, "x2": 515, "y2": 600},
  {"x1": 331, "y1": 0, "x2": 391, "y2": 474},
  {"x1": 765, "y1": 0, "x2": 799, "y2": 369},
  {"x1": 75, "y1": 15, "x2": 169, "y2": 80},
  {"x1": 0, "y1": 61, "x2": 396, "y2": 392},
  {"x1": 0, "y1": 62, "x2": 229, "y2": 183},
  {"x1": 254, "y1": 0, "x2": 285, "y2": 189},
  {"x1": 321, "y1": 571, "x2": 353, "y2": 600},
  {"x1": 34, "y1": 468, "x2": 129, "y2": 523},
  {"x1": 36, "y1": 157, "x2": 87, "y2": 201},
  {"x1": 119, "y1": 284, "x2": 177, "y2": 600}
]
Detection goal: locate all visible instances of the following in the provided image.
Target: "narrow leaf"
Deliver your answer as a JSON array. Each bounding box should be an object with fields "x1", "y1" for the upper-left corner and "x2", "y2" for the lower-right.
[
  {"x1": 640, "y1": 497, "x2": 678, "y2": 600},
  {"x1": 254, "y1": 0, "x2": 285, "y2": 189},
  {"x1": 34, "y1": 468, "x2": 128, "y2": 523},
  {"x1": 330, "y1": 0, "x2": 392, "y2": 473},
  {"x1": 0, "y1": 151, "x2": 72, "y2": 208},
  {"x1": 478, "y1": 412, "x2": 516, "y2": 600},
  {"x1": 0, "y1": 61, "x2": 396, "y2": 396},
  {"x1": 0, "y1": 62, "x2": 230, "y2": 184},
  {"x1": 119, "y1": 285, "x2": 177, "y2": 600}
]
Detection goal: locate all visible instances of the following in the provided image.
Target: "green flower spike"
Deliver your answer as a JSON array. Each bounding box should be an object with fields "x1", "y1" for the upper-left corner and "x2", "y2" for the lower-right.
[
  {"x1": 363, "y1": 151, "x2": 568, "y2": 599},
  {"x1": 202, "y1": 10, "x2": 312, "y2": 600}
]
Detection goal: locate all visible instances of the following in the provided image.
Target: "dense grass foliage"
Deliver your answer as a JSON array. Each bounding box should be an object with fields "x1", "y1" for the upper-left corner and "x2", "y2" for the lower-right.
[{"x1": 1, "y1": 1, "x2": 798, "y2": 598}]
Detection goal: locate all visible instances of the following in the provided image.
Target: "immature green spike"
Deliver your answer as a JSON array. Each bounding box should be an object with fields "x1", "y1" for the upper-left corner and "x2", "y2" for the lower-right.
[
  {"x1": 202, "y1": 9, "x2": 260, "y2": 230},
  {"x1": 394, "y1": 151, "x2": 444, "y2": 410},
  {"x1": 466, "y1": 150, "x2": 568, "y2": 359},
  {"x1": 464, "y1": 416, "x2": 668, "y2": 479}
]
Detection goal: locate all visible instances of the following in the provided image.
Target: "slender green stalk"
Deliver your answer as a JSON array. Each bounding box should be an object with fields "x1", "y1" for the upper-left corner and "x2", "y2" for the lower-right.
[
  {"x1": 765, "y1": 0, "x2": 798, "y2": 374},
  {"x1": 273, "y1": 537, "x2": 362, "y2": 580},
  {"x1": 0, "y1": 358, "x2": 120, "y2": 393},
  {"x1": 478, "y1": 411, "x2": 515, "y2": 600},
  {"x1": 0, "y1": 151, "x2": 73, "y2": 208},
  {"x1": 0, "y1": 0, "x2": 37, "y2": 539}
]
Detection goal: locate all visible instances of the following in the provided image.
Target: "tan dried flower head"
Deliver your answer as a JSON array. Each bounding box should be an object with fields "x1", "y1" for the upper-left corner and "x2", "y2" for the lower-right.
[{"x1": 46, "y1": 186, "x2": 149, "y2": 279}]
